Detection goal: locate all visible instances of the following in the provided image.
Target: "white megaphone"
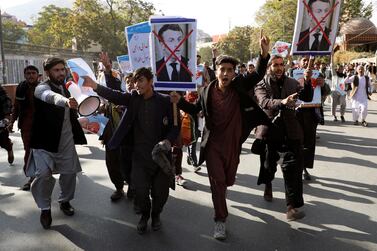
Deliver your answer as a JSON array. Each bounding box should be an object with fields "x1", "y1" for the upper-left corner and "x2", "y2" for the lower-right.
[{"x1": 65, "y1": 81, "x2": 100, "y2": 116}]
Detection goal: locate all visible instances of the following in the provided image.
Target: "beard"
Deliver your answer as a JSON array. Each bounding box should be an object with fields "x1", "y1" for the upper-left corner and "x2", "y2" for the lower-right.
[{"x1": 49, "y1": 75, "x2": 66, "y2": 85}]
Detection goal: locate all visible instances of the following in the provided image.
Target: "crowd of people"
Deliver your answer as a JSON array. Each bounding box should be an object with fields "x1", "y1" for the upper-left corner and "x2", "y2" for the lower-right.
[{"x1": 0, "y1": 33, "x2": 374, "y2": 241}]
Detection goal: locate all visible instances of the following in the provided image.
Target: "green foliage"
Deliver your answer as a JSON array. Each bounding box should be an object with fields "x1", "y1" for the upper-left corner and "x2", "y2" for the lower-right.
[
  {"x1": 340, "y1": 0, "x2": 373, "y2": 26},
  {"x1": 216, "y1": 26, "x2": 255, "y2": 63},
  {"x1": 198, "y1": 46, "x2": 213, "y2": 64},
  {"x1": 28, "y1": 5, "x2": 74, "y2": 48},
  {"x1": 2, "y1": 19, "x2": 27, "y2": 42},
  {"x1": 27, "y1": 0, "x2": 155, "y2": 57},
  {"x1": 255, "y1": 0, "x2": 297, "y2": 48}
]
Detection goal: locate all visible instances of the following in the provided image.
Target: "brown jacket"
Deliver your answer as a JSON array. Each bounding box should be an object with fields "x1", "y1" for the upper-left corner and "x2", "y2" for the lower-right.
[{"x1": 254, "y1": 74, "x2": 313, "y2": 143}]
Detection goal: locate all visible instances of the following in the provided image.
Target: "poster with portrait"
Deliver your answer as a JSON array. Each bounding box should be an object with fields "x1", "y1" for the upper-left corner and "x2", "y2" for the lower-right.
[
  {"x1": 293, "y1": 69, "x2": 322, "y2": 107},
  {"x1": 117, "y1": 55, "x2": 132, "y2": 74},
  {"x1": 291, "y1": 0, "x2": 341, "y2": 55},
  {"x1": 150, "y1": 16, "x2": 197, "y2": 91},
  {"x1": 78, "y1": 114, "x2": 109, "y2": 136},
  {"x1": 125, "y1": 21, "x2": 151, "y2": 70}
]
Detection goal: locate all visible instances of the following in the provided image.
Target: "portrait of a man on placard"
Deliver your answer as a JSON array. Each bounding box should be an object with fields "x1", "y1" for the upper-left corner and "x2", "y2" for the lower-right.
[
  {"x1": 155, "y1": 24, "x2": 193, "y2": 82},
  {"x1": 292, "y1": 0, "x2": 341, "y2": 55},
  {"x1": 297, "y1": 0, "x2": 332, "y2": 51}
]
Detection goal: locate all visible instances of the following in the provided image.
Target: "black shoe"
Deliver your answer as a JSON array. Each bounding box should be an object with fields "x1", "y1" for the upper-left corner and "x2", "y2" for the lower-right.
[
  {"x1": 263, "y1": 183, "x2": 273, "y2": 202},
  {"x1": 40, "y1": 209, "x2": 52, "y2": 229},
  {"x1": 151, "y1": 214, "x2": 162, "y2": 231},
  {"x1": 110, "y1": 189, "x2": 124, "y2": 202},
  {"x1": 186, "y1": 156, "x2": 192, "y2": 165},
  {"x1": 134, "y1": 205, "x2": 142, "y2": 215},
  {"x1": 340, "y1": 116, "x2": 345, "y2": 123},
  {"x1": 126, "y1": 187, "x2": 135, "y2": 200},
  {"x1": 137, "y1": 215, "x2": 149, "y2": 234},
  {"x1": 333, "y1": 116, "x2": 338, "y2": 122},
  {"x1": 303, "y1": 170, "x2": 312, "y2": 181},
  {"x1": 361, "y1": 121, "x2": 368, "y2": 127},
  {"x1": 354, "y1": 120, "x2": 359, "y2": 125},
  {"x1": 60, "y1": 201, "x2": 75, "y2": 216}
]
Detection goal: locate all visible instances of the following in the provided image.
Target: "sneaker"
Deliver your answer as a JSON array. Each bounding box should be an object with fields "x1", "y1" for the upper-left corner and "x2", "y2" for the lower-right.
[
  {"x1": 110, "y1": 188, "x2": 124, "y2": 202},
  {"x1": 176, "y1": 175, "x2": 187, "y2": 186},
  {"x1": 340, "y1": 116, "x2": 345, "y2": 123},
  {"x1": 286, "y1": 208, "x2": 305, "y2": 221},
  {"x1": 354, "y1": 120, "x2": 359, "y2": 125},
  {"x1": 213, "y1": 221, "x2": 226, "y2": 240},
  {"x1": 333, "y1": 116, "x2": 338, "y2": 122},
  {"x1": 361, "y1": 121, "x2": 368, "y2": 127}
]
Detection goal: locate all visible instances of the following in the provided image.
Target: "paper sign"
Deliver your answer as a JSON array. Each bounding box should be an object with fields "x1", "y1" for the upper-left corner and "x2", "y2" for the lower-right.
[
  {"x1": 271, "y1": 41, "x2": 291, "y2": 57},
  {"x1": 78, "y1": 114, "x2": 109, "y2": 136},
  {"x1": 125, "y1": 22, "x2": 151, "y2": 70},
  {"x1": 117, "y1": 55, "x2": 132, "y2": 74}
]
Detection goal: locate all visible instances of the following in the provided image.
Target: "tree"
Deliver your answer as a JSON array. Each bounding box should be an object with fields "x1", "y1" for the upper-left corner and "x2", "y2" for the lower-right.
[
  {"x1": 28, "y1": 5, "x2": 74, "y2": 48},
  {"x1": 216, "y1": 26, "x2": 255, "y2": 63},
  {"x1": 198, "y1": 46, "x2": 213, "y2": 64},
  {"x1": 27, "y1": 0, "x2": 156, "y2": 56},
  {"x1": 2, "y1": 19, "x2": 27, "y2": 42},
  {"x1": 254, "y1": 0, "x2": 297, "y2": 48},
  {"x1": 340, "y1": 0, "x2": 373, "y2": 26}
]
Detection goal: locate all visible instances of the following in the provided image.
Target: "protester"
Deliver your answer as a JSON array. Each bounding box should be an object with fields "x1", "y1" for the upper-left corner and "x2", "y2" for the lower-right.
[
  {"x1": 8, "y1": 65, "x2": 40, "y2": 190},
  {"x1": 331, "y1": 65, "x2": 347, "y2": 122},
  {"x1": 26, "y1": 57, "x2": 87, "y2": 229},
  {"x1": 83, "y1": 65, "x2": 179, "y2": 235},
  {"x1": 97, "y1": 55, "x2": 129, "y2": 201},
  {"x1": 345, "y1": 65, "x2": 372, "y2": 126},
  {"x1": 171, "y1": 35, "x2": 270, "y2": 240},
  {"x1": 254, "y1": 55, "x2": 313, "y2": 221},
  {"x1": 0, "y1": 84, "x2": 13, "y2": 165}
]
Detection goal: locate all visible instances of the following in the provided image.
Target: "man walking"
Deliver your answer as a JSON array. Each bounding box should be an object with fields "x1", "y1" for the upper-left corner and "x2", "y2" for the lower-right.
[
  {"x1": 26, "y1": 57, "x2": 87, "y2": 229},
  {"x1": 171, "y1": 35, "x2": 270, "y2": 240},
  {"x1": 9, "y1": 65, "x2": 40, "y2": 190}
]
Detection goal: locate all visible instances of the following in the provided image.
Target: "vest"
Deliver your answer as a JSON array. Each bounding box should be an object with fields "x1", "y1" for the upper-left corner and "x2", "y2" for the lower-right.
[
  {"x1": 30, "y1": 80, "x2": 86, "y2": 152},
  {"x1": 353, "y1": 75, "x2": 370, "y2": 97}
]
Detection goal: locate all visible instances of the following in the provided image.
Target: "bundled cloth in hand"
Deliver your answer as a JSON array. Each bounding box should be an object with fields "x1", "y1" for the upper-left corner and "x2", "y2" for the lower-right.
[{"x1": 151, "y1": 140, "x2": 175, "y2": 190}]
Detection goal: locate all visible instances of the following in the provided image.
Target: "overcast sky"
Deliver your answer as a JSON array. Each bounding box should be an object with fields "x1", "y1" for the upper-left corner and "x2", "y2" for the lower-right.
[{"x1": 2, "y1": 0, "x2": 377, "y2": 36}]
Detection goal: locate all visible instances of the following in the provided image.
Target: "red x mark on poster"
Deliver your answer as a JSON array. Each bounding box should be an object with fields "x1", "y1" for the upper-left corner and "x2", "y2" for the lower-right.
[
  {"x1": 153, "y1": 29, "x2": 194, "y2": 77},
  {"x1": 296, "y1": 0, "x2": 339, "y2": 47}
]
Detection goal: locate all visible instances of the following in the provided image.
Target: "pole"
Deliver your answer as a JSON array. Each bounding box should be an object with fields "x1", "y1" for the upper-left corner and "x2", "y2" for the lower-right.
[{"x1": 0, "y1": 9, "x2": 7, "y2": 85}]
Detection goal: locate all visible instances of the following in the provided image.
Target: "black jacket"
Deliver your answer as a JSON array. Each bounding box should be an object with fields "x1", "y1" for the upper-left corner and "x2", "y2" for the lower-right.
[
  {"x1": 30, "y1": 80, "x2": 87, "y2": 152},
  {"x1": 156, "y1": 56, "x2": 192, "y2": 82}
]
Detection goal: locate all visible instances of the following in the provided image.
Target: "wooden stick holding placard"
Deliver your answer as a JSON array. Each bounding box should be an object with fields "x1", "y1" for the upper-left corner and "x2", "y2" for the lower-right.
[{"x1": 171, "y1": 91, "x2": 178, "y2": 126}]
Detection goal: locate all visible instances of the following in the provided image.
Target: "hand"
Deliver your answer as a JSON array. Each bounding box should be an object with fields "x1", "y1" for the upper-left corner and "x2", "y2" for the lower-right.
[
  {"x1": 158, "y1": 139, "x2": 171, "y2": 151},
  {"x1": 82, "y1": 76, "x2": 98, "y2": 90},
  {"x1": 259, "y1": 30, "x2": 270, "y2": 58},
  {"x1": 6, "y1": 122, "x2": 14, "y2": 133},
  {"x1": 281, "y1": 93, "x2": 298, "y2": 108},
  {"x1": 99, "y1": 52, "x2": 112, "y2": 73},
  {"x1": 66, "y1": 97, "x2": 78, "y2": 109},
  {"x1": 211, "y1": 47, "x2": 218, "y2": 58},
  {"x1": 170, "y1": 92, "x2": 182, "y2": 104}
]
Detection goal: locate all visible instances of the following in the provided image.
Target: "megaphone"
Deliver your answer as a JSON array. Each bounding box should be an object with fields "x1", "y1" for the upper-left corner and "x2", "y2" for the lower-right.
[{"x1": 65, "y1": 81, "x2": 100, "y2": 116}]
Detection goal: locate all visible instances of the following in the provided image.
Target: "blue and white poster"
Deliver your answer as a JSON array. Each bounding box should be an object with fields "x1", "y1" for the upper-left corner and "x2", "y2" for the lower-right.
[
  {"x1": 117, "y1": 55, "x2": 132, "y2": 74},
  {"x1": 125, "y1": 22, "x2": 151, "y2": 70}
]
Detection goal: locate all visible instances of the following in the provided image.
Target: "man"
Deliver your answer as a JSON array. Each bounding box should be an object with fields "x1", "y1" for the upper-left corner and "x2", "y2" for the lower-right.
[
  {"x1": 345, "y1": 65, "x2": 371, "y2": 126},
  {"x1": 26, "y1": 57, "x2": 87, "y2": 229},
  {"x1": 204, "y1": 61, "x2": 216, "y2": 82},
  {"x1": 239, "y1": 63, "x2": 247, "y2": 77},
  {"x1": 0, "y1": 84, "x2": 13, "y2": 165},
  {"x1": 297, "y1": 0, "x2": 332, "y2": 51},
  {"x1": 331, "y1": 65, "x2": 347, "y2": 122},
  {"x1": 8, "y1": 65, "x2": 40, "y2": 190},
  {"x1": 171, "y1": 35, "x2": 270, "y2": 240},
  {"x1": 254, "y1": 55, "x2": 313, "y2": 221},
  {"x1": 156, "y1": 24, "x2": 193, "y2": 82},
  {"x1": 96, "y1": 54, "x2": 127, "y2": 202},
  {"x1": 247, "y1": 62, "x2": 255, "y2": 75},
  {"x1": 83, "y1": 67, "x2": 178, "y2": 235}
]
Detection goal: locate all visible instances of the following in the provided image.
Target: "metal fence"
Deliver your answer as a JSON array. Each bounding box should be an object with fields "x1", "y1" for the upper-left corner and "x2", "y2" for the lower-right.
[{"x1": 1, "y1": 41, "x2": 99, "y2": 84}]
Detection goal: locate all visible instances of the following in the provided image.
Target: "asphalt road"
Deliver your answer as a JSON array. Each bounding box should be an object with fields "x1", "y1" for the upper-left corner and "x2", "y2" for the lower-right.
[{"x1": 1, "y1": 95, "x2": 377, "y2": 251}]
